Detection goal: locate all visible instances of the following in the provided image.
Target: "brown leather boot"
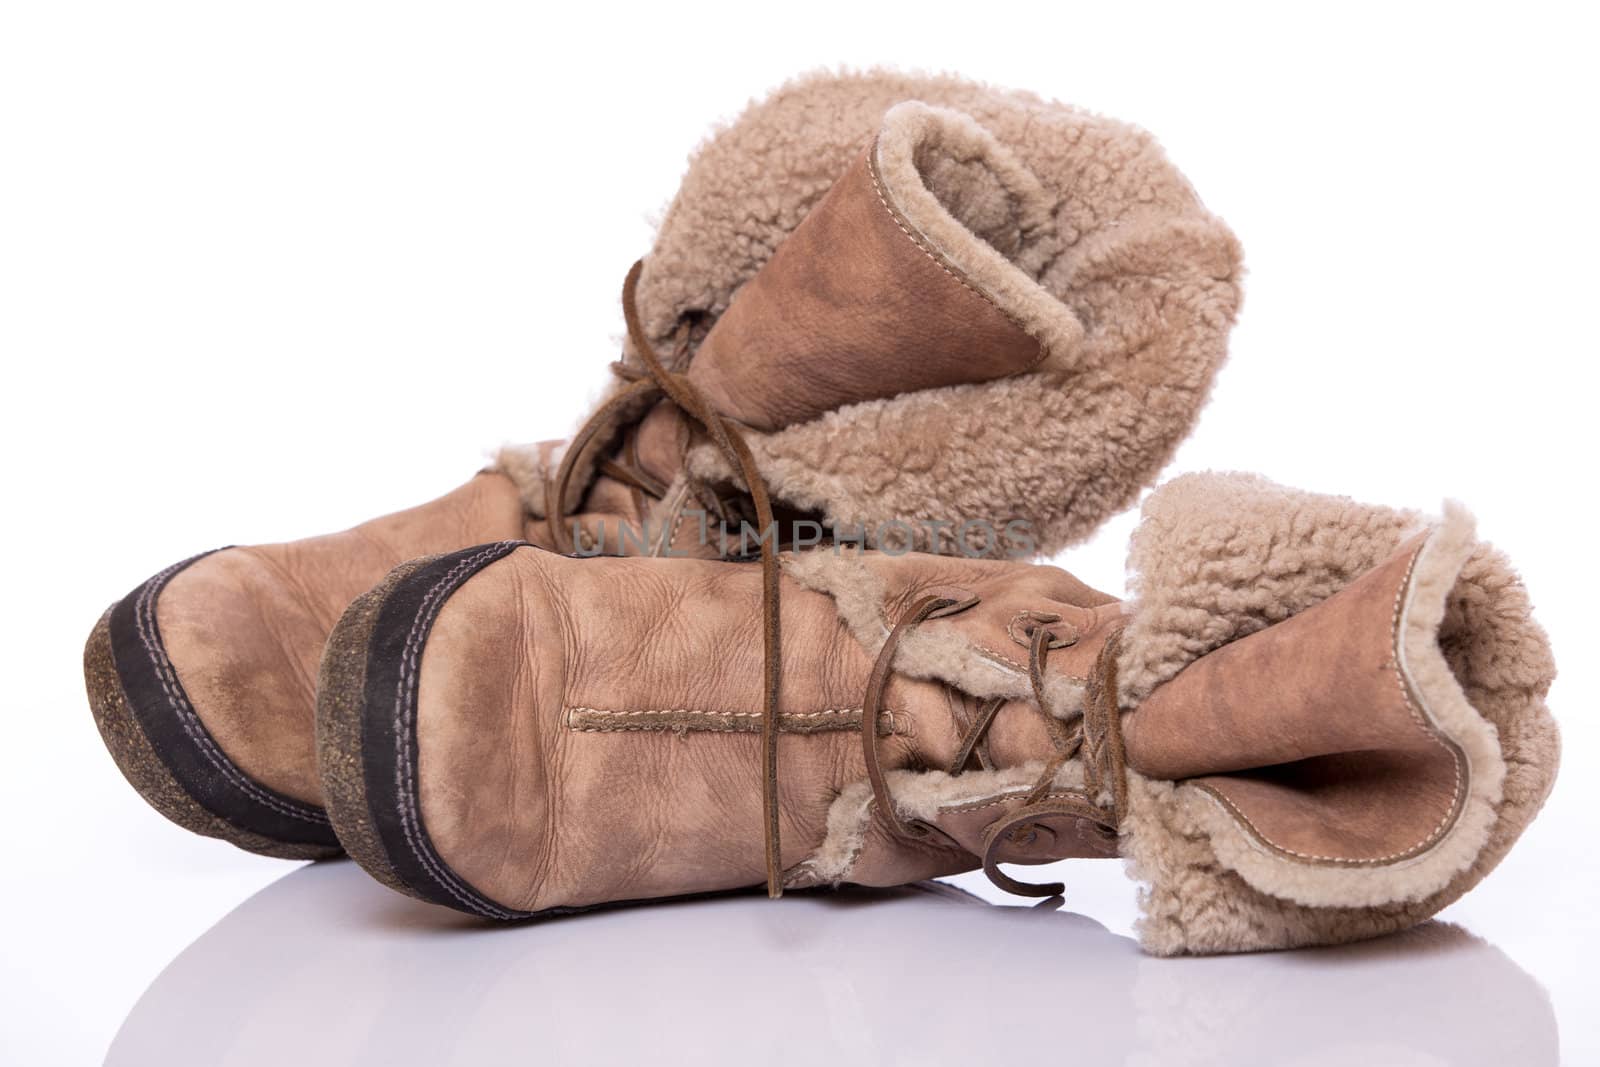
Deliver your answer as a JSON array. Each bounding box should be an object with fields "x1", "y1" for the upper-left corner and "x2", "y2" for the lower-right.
[
  {"x1": 316, "y1": 473, "x2": 1556, "y2": 954},
  {"x1": 85, "y1": 75, "x2": 1239, "y2": 860}
]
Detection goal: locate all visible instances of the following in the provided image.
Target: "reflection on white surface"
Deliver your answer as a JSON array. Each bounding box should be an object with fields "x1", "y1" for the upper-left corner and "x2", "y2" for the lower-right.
[{"x1": 108, "y1": 861, "x2": 1557, "y2": 1067}]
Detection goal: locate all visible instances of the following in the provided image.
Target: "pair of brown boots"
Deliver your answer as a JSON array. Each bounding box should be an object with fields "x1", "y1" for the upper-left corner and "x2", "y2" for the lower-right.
[{"x1": 85, "y1": 73, "x2": 1558, "y2": 955}]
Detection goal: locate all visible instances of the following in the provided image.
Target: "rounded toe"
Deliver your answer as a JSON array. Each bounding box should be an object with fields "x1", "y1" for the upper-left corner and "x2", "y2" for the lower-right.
[
  {"x1": 85, "y1": 550, "x2": 340, "y2": 858},
  {"x1": 316, "y1": 541, "x2": 540, "y2": 919}
]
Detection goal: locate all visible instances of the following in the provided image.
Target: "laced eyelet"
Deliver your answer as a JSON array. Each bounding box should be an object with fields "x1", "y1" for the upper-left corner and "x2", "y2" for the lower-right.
[
  {"x1": 1009, "y1": 610, "x2": 1079, "y2": 650},
  {"x1": 1007, "y1": 821, "x2": 1059, "y2": 849}
]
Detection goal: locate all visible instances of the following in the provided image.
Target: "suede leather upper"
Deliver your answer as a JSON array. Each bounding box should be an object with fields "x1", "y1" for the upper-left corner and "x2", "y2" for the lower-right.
[
  {"x1": 411, "y1": 548, "x2": 1122, "y2": 912},
  {"x1": 685, "y1": 145, "x2": 1044, "y2": 432},
  {"x1": 157, "y1": 474, "x2": 531, "y2": 804},
  {"x1": 1123, "y1": 533, "x2": 1464, "y2": 865}
]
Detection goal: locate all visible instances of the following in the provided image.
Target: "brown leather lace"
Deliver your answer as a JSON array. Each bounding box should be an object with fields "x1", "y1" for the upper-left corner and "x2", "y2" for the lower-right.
[
  {"x1": 861, "y1": 595, "x2": 1129, "y2": 898},
  {"x1": 543, "y1": 268, "x2": 1125, "y2": 901},
  {"x1": 547, "y1": 262, "x2": 788, "y2": 898}
]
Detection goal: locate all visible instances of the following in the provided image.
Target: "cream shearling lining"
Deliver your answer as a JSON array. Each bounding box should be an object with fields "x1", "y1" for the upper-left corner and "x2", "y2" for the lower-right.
[
  {"x1": 785, "y1": 761, "x2": 1084, "y2": 889},
  {"x1": 495, "y1": 69, "x2": 1242, "y2": 556},
  {"x1": 870, "y1": 102, "x2": 1085, "y2": 368},
  {"x1": 1117, "y1": 473, "x2": 1559, "y2": 954},
  {"x1": 780, "y1": 548, "x2": 1087, "y2": 716}
]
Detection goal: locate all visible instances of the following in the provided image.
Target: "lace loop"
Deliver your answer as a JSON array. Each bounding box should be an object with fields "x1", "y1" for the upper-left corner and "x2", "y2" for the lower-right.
[
  {"x1": 860, "y1": 594, "x2": 1129, "y2": 898},
  {"x1": 861, "y1": 595, "x2": 973, "y2": 840}
]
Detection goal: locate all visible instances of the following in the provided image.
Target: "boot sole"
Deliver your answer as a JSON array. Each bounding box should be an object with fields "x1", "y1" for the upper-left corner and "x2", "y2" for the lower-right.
[
  {"x1": 84, "y1": 551, "x2": 341, "y2": 859},
  {"x1": 316, "y1": 541, "x2": 543, "y2": 918}
]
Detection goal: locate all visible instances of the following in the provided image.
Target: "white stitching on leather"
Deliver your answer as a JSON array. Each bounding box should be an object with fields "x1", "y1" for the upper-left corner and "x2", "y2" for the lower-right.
[
  {"x1": 134, "y1": 556, "x2": 330, "y2": 826},
  {"x1": 1194, "y1": 537, "x2": 1467, "y2": 866},
  {"x1": 393, "y1": 542, "x2": 525, "y2": 919},
  {"x1": 868, "y1": 140, "x2": 1010, "y2": 321},
  {"x1": 866, "y1": 137, "x2": 1049, "y2": 373},
  {"x1": 942, "y1": 787, "x2": 1090, "y2": 816}
]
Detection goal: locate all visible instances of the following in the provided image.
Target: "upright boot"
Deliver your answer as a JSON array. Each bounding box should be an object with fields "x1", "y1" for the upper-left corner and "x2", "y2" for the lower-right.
[
  {"x1": 86, "y1": 77, "x2": 1241, "y2": 858},
  {"x1": 316, "y1": 473, "x2": 1556, "y2": 955}
]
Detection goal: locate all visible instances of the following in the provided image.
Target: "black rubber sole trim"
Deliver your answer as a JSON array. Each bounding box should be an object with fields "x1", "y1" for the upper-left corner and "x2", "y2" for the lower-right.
[
  {"x1": 317, "y1": 541, "x2": 538, "y2": 918},
  {"x1": 85, "y1": 550, "x2": 340, "y2": 858},
  {"x1": 316, "y1": 541, "x2": 772, "y2": 922}
]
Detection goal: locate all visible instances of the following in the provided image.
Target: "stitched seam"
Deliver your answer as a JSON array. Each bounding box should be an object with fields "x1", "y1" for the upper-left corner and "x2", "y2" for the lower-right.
[
  {"x1": 653, "y1": 480, "x2": 693, "y2": 558},
  {"x1": 815, "y1": 784, "x2": 1095, "y2": 887},
  {"x1": 394, "y1": 542, "x2": 525, "y2": 919},
  {"x1": 665, "y1": 486, "x2": 687, "y2": 557},
  {"x1": 969, "y1": 639, "x2": 1088, "y2": 688},
  {"x1": 1006, "y1": 610, "x2": 1083, "y2": 651},
  {"x1": 134, "y1": 557, "x2": 329, "y2": 826},
  {"x1": 883, "y1": 607, "x2": 1088, "y2": 693},
  {"x1": 1196, "y1": 540, "x2": 1468, "y2": 866},
  {"x1": 1382, "y1": 537, "x2": 1469, "y2": 850},
  {"x1": 523, "y1": 560, "x2": 566, "y2": 902},
  {"x1": 572, "y1": 707, "x2": 865, "y2": 719},
  {"x1": 624, "y1": 432, "x2": 647, "y2": 528},
  {"x1": 565, "y1": 706, "x2": 903, "y2": 735},
  {"x1": 970, "y1": 640, "x2": 1027, "y2": 673},
  {"x1": 867, "y1": 140, "x2": 1047, "y2": 369},
  {"x1": 943, "y1": 787, "x2": 1089, "y2": 816}
]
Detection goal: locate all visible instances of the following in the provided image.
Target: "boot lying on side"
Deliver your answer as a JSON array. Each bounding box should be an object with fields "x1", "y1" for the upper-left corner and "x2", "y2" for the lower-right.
[
  {"x1": 316, "y1": 473, "x2": 1557, "y2": 955},
  {"x1": 84, "y1": 75, "x2": 1241, "y2": 859}
]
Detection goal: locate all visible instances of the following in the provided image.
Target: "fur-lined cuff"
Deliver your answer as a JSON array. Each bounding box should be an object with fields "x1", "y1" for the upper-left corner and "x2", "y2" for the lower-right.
[{"x1": 1117, "y1": 472, "x2": 1558, "y2": 954}]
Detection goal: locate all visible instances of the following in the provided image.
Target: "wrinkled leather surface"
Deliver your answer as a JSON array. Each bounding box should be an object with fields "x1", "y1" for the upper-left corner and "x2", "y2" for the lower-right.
[
  {"x1": 686, "y1": 147, "x2": 1043, "y2": 432},
  {"x1": 157, "y1": 474, "x2": 531, "y2": 803},
  {"x1": 413, "y1": 549, "x2": 1116, "y2": 913},
  {"x1": 842, "y1": 551, "x2": 1124, "y2": 682},
  {"x1": 1123, "y1": 535, "x2": 1464, "y2": 863}
]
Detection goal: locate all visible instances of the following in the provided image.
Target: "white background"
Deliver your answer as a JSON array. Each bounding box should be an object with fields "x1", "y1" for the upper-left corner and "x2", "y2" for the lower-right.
[{"x1": 2, "y1": 2, "x2": 1596, "y2": 1063}]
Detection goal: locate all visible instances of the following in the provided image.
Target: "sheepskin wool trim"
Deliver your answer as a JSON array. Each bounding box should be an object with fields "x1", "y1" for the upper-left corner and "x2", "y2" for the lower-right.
[
  {"x1": 1117, "y1": 473, "x2": 1559, "y2": 954},
  {"x1": 780, "y1": 548, "x2": 1087, "y2": 716},
  {"x1": 1181, "y1": 508, "x2": 1503, "y2": 907},
  {"x1": 496, "y1": 69, "x2": 1242, "y2": 555},
  {"x1": 870, "y1": 102, "x2": 1084, "y2": 367},
  {"x1": 785, "y1": 760, "x2": 1087, "y2": 889}
]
